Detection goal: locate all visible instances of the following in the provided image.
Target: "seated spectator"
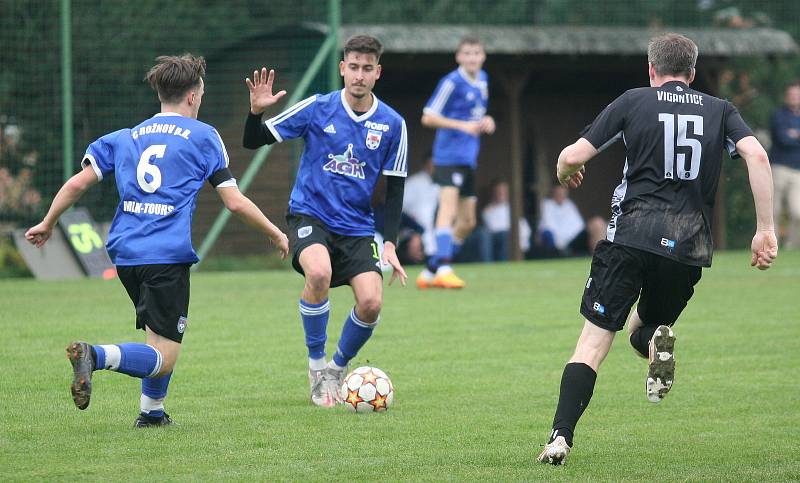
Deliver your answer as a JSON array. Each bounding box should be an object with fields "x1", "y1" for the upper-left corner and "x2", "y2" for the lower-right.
[
  {"x1": 476, "y1": 180, "x2": 531, "y2": 261},
  {"x1": 533, "y1": 185, "x2": 587, "y2": 257},
  {"x1": 453, "y1": 180, "x2": 530, "y2": 263}
]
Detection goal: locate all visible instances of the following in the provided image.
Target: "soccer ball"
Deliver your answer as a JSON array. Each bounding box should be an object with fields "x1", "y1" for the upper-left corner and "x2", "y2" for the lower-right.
[{"x1": 340, "y1": 366, "x2": 394, "y2": 413}]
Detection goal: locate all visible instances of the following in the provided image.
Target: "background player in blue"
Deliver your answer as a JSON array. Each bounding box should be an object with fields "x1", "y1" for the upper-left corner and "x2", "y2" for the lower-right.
[
  {"x1": 25, "y1": 54, "x2": 289, "y2": 427},
  {"x1": 536, "y1": 34, "x2": 777, "y2": 465},
  {"x1": 418, "y1": 35, "x2": 495, "y2": 289},
  {"x1": 243, "y1": 35, "x2": 408, "y2": 408}
]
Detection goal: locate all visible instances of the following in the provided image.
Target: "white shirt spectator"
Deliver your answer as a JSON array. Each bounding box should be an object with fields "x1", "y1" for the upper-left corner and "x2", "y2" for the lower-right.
[
  {"x1": 403, "y1": 168, "x2": 440, "y2": 256},
  {"x1": 482, "y1": 202, "x2": 532, "y2": 252},
  {"x1": 538, "y1": 194, "x2": 585, "y2": 250}
]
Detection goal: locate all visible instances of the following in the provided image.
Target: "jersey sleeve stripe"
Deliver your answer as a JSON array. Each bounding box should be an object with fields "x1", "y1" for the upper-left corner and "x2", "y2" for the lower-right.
[
  {"x1": 264, "y1": 120, "x2": 283, "y2": 143},
  {"x1": 426, "y1": 79, "x2": 455, "y2": 115},
  {"x1": 594, "y1": 131, "x2": 623, "y2": 153},
  {"x1": 392, "y1": 120, "x2": 408, "y2": 174},
  {"x1": 215, "y1": 179, "x2": 237, "y2": 188},
  {"x1": 212, "y1": 129, "x2": 230, "y2": 167},
  {"x1": 268, "y1": 95, "x2": 317, "y2": 126},
  {"x1": 264, "y1": 95, "x2": 317, "y2": 143},
  {"x1": 81, "y1": 154, "x2": 103, "y2": 181},
  {"x1": 725, "y1": 136, "x2": 739, "y2": 158}
]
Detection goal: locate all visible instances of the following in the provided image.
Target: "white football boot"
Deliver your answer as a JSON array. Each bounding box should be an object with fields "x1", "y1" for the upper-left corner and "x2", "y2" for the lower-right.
[
  {"x1": 646, "y1": 325, "x2": 676, "y2": 403},
  {"x1": 309, "y1": 368, "x2": 335, "y2": 408},
  {"x1": 537, "y1": 435, "x2": 571, "y2": 465}
]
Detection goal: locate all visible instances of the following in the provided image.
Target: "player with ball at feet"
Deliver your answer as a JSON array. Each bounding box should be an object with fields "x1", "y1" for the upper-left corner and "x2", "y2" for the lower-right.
[
  {"x1": 537, "y1": 33, "x2": 777, "y2": 465},
  {"x1": 242, "y1": 34, "x2": 408, "y2": 408}
]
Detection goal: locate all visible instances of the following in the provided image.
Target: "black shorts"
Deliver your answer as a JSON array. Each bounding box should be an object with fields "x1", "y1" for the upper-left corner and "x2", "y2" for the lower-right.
[
  {"x1": 433, "y1": 165, "x2": 476, "y2": 197},
  {"x1": 286, "y1": 213, "x2": 382, "y2": 288},
  {"x1": 580, "y1": 240, "x2": 702, "y2": 332},
  {"x1": 117, "y1": 264, "x2": 191, "y2": 343}
]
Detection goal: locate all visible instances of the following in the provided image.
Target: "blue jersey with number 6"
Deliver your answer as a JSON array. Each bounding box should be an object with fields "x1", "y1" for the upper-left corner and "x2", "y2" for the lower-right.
[{"x1": 82, "y1": 113, "x2": 235, "y2": 265}]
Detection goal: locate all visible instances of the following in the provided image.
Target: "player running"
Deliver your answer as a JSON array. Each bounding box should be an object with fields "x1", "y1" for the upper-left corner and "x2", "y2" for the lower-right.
[
  {"x1": 26, "y1": 54, "x2": 289, "y2": 427},
  {"x1": 242, "y1": 35, "x2": 408, "y2": 407},
  {"x1": 417, "y1": 35, "x2": 495, "y2": 289},
  {"x1": 537, "y1": 33, "x2": 777, "y2": 465}
]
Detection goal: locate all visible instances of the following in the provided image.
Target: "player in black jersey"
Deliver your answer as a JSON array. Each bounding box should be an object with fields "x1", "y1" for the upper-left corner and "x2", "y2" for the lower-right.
[{"x1": 537, "y1": 33, "x2": 778, "y2": 465}]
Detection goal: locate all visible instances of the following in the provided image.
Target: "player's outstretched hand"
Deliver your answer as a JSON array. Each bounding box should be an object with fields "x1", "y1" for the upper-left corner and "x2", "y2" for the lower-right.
[
  {"x1": 750, "y1": 229, "x2": 777, "y2": 270},
  {"x1": 558, "y1": 166, "x2": 585, "y2": 189},
  {"x1": 25, "y1": 221, "x2": 52, "y2": 248},
  {"x1": 246, "y1": 67, "x2": 287, "y2": 115},
  {"x1": 479, "y1": 115, "x2": 496, "y2": 135},
  {"x1": 382, "y1": 242, "x2": 407, "y2": 287},
  {"x1": 271, "y1": 231, "x2": 290, "y2": 260}
]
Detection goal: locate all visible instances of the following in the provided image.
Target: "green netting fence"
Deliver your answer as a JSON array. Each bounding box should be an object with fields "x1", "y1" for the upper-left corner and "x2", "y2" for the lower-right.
[{"x1": 1, "y1": 0, "x2": 799, "y2": 265}]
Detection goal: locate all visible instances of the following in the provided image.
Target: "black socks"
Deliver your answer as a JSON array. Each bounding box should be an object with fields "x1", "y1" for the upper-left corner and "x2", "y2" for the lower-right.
[
  {"x1": 551, "y1": 362, "x2": 598, "y2": 446},
  {"x1": 630, "y1": 325, "x2": 660, "y2": 358}
]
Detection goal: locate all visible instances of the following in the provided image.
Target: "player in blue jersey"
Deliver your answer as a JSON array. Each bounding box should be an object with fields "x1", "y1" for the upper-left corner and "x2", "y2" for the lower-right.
[
  {"x1": 25, "y1": 54, "x2": 289, "y2": 427},
  {"x1": 243, "y1": 34, "x2": 408, "y2": 407},
  {"x1": 418, "y1": 35, "x2": 495, "y2": 289}
]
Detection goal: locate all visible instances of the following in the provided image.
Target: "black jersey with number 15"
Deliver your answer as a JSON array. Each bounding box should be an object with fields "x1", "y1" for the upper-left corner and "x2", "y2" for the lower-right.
[{"x1": 582, "y1": 80, "x2": 754, "y2": 267}]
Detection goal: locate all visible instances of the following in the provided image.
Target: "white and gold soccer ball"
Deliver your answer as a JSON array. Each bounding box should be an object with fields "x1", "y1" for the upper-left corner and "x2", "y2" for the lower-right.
[{"x1": 340, "y1": 366, "x2": 394, "y2": 413}]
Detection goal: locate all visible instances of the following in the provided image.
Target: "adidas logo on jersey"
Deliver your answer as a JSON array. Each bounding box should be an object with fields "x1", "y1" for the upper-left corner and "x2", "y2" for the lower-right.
[{"x1": 324, "y1": 124, "x2": 336, "y2": 134}]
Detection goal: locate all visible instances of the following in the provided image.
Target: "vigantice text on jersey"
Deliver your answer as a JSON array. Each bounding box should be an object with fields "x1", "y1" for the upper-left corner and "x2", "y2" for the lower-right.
[{"x1": 657, "y1": 91, "x2": 703, "y2": 105}]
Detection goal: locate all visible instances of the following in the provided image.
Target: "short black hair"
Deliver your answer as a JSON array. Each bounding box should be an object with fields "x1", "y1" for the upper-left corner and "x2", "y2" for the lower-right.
[{"x1": 343, "y1": 34, "x2": 383, "y2": 61}]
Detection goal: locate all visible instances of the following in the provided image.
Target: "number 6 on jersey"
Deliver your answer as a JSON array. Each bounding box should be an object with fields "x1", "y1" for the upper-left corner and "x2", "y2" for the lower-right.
[{"x1": 137, "y1": 144, "x2": 165, "y2": 193}]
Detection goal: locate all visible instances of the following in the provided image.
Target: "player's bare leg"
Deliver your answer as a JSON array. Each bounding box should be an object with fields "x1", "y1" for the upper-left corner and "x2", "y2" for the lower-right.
[
  {"x1": 539, "y1": 321, "x2": 614, "y2": 465},
  {"x1": 453, "y1": 196, "x2": 477, "y2": 243},
  {"x1": 325, "y1": 271, "x2": 383, "y2": 403},
  {"x1": 298, "y1": 244, "x2": 336, "y2": 408},
  {"x1": 428, "y1": 186, "x2": 466, "y2": 289}
]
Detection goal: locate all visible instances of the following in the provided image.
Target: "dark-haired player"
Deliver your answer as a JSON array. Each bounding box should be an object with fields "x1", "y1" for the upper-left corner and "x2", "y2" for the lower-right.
[{"x1": 243, "y1": 35, "x2": 408, "y2": 407}]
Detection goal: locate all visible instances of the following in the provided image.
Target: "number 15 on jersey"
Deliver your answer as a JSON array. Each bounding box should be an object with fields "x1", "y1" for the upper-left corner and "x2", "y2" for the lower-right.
[{"x1": 659, "y1": 113, "x2": 703, "y2": 181}]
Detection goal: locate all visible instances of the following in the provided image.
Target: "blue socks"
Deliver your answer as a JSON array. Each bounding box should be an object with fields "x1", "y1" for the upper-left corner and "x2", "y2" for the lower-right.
[
  {"x1": 92, "y1": 343, "x2": 162, "y2": 378},
  {"x1": 435, "y1": 227, "x2": 454, "y2": 268},
  {"x1": 333, "y1": 308, "x2": 377, "y2": 367},
  {"x1": 300, "y1": 299, "x2": 330, "y2": 361},
  {"x1": 141, "y1": 372, "x2": 172, "y2": 417},
  {"x1": 300, "y1": 300, "x2": 378, "y2": 368}
]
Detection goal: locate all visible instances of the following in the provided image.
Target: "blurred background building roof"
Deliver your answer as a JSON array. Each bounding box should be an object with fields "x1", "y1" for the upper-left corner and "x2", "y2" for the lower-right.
[{"x1": 341, "y1": 25, "x2": 798, "y2": 55}]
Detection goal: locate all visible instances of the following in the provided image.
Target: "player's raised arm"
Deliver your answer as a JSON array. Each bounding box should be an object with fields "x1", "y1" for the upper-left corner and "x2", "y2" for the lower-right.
[
  {"x1": 735, "y1": 135, "x2": 778, "y2": 270},
  {"x1": 215, "y1": 185, "x2": 289, "y2": 258},
  {"x1": 245, "y1": 67, "x2": 286, "y2": 115},
  {"x1": 25, "y1": 165, "x2": 99, "y2": 247},
  {"x1": 243, "y1": 68, "x2": 287, "y2": 149}
]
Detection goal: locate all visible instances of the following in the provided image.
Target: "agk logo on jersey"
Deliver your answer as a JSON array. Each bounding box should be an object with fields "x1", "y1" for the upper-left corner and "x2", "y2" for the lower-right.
[{"x1": 323, "y1": 144, "x2": 366, "y2": 179}]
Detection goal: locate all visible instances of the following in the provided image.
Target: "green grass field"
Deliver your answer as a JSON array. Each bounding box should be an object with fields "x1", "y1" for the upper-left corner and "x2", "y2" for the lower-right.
[{"x1": 1, "y1": 251, "x2": 798, "y2": 481}]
